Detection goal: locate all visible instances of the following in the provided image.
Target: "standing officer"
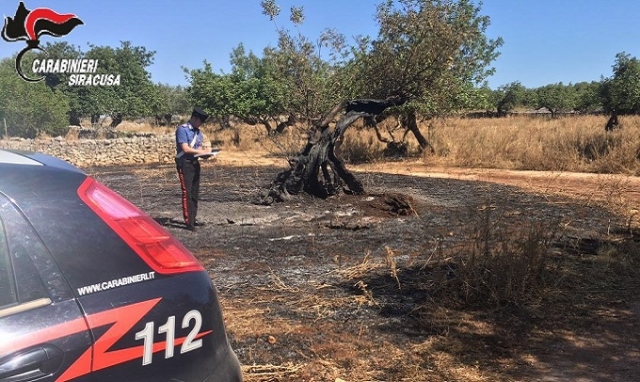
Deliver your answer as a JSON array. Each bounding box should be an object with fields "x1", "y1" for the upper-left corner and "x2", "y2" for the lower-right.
[{"x1": 175, "y1": 107, "x2": 211, "y2": 231}]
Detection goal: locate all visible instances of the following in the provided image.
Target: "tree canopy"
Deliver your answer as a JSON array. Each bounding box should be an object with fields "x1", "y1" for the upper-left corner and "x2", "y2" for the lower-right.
[
  {"x1": 0, "y1": 57, "x2": 69, "y2": 138},
  {"x1": 2, "y1": 0, "x2": 640, "y2": 140},
  {"x1": 534, "y1": 83, "x2": 577, "y2": 118},
  {"x1": 192, "y1": 0, "x2": 504, "y2": 150},
  {"x1": 344, "y1": 0, "x2": 502, "y2": 149},
  {"x1": 352, "y1": 0, "x2": 502, "y2": 113},
  {"x1": 600, "y1": 52, "x2": 640, "y2": 114},
  {"x1": 41, "y1": 41, "x2": 161, "y2": 121}
]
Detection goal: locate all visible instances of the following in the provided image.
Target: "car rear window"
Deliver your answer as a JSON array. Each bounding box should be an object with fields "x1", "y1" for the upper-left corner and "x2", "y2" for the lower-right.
[
  {"x1": 11, "y1": 243, "x2": 49, "y2": 303},
  {"x1": 0, "y1": 218, "x2": 17, "y2": 308},
  {"x1": 0, "y1": 193, "x2": 57, "y2": 308}
]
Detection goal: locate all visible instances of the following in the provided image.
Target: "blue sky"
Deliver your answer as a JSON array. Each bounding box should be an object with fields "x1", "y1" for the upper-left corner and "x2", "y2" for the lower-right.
[{"x1": 1, "y1": 1, "x2": 639, "y2": 90}]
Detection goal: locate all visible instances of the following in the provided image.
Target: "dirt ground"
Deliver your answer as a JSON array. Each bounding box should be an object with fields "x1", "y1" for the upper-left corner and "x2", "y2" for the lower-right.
[{"x1": 84, "y1": 151, "x2": 640, "y2": 382}]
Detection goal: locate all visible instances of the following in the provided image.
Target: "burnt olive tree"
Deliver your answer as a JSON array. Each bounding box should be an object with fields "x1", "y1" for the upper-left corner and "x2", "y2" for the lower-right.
[
  {"x1": 259, "y1": 0, "x2": 502, "y2": 204},
  {"x1": 259, "y1": 0, "x2": 370, "y2": 204}
]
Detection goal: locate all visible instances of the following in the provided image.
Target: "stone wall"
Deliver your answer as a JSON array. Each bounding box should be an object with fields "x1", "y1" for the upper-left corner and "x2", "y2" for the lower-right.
[{"x1": 0, "y1": 133, "x2": 177, "y2": 167}]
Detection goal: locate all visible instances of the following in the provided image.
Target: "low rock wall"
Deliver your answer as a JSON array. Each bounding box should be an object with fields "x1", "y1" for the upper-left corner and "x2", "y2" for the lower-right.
[{"x1": 0, "y1": 134, "x2": 177, "y2": 167}]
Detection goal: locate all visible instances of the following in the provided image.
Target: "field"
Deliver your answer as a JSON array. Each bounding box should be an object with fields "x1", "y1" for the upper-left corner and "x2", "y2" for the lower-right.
[{"x1": 89, "y1": 115, "x2": 640, "y2": 381}]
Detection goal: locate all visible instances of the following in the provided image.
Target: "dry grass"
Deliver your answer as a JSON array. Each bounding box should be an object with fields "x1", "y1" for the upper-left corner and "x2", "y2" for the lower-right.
[
  {"x1": 242, "y1": 363, "x2": 306, "y2": 382},
  {"x1": 115, "y1": 121, "x2": 174, "y2": 135},
  {"x1": 425, "y1": 114, "x2": 640, "y2": 174},
  {"x1": 220, "y1": 227, "x2": 640, "y2": 382},
  {"x1": 78, "y1": 114, "x2": 640, "y2": 177},
  {"x1": 197, "y1": 114, "x2": 640, "y2": 177},
  {"x1": 247, "y1": 230, "x2": 554, "y2": 381},
  {"x1": 435, "y1": 207, "x2": 561, "y2": 308}
]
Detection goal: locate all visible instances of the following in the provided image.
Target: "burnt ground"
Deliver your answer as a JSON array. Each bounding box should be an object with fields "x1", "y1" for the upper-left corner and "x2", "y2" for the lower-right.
[{"x1": 85, "y1": 161, "x2": 640, "y2": 382}]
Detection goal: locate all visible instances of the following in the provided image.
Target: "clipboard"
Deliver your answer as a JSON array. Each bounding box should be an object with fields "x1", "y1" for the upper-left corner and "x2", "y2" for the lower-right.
[{"x1": 194, "y1": 148, "x2": 221, "y2": 158}]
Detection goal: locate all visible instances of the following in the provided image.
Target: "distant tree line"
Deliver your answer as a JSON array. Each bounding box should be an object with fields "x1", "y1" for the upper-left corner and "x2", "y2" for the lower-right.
[
  {"x1": 483, "y1": 53, "x2": 640, "y2": 119},
  {"x1": 1, "y1": 0, "x2": 640, "y2": 140},
  {"x1": 0, "y1": 41, "x2": 191, "y2": 138}
]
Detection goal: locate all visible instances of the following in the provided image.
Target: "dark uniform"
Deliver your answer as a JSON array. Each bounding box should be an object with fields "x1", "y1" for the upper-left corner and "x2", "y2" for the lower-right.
[{"x1": 175, "y1": 108, "x2": 208, "y2": 230}]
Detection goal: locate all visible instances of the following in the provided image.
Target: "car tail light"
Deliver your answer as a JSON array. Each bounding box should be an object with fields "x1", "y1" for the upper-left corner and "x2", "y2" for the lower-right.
[{"x1": 77, "y1": 177, "x2": 205, "y2": 274}]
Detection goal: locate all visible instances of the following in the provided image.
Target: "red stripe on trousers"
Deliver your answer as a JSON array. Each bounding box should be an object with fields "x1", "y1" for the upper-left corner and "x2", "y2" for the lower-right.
[{"x1": 177, "y1": 168, "x2": 189, "y2": 223}]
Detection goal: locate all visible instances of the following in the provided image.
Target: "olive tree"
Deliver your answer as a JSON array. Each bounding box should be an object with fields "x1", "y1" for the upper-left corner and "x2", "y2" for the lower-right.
[
  {"x1": 534, "y1": 82, "x2": 578, "y2": 118},
  {"x1": 153, "y1": 83, "x2": 190, "y2": 125},
  {"x1": 185, "y1": 62, "x2": 238, "y2": 128},
  {"x1": 492, "y1": 81, "x2": 527, "y2": 116},
  {"x1": 260, "y1": 0, "x2": 353, "y2": 122},
  {"x1": 600, "y1": 52, "x2": 640, "y2": 115},
  {"x1": 598, "y1": 52, "x2": 640, "y2": 130},
  {"x1": 260, "y1": 0, "x2": 502, "y2": 203},
  {"x1": 227, "y1": 43, "x2": 290, "y2": 133},
  {"x1": 258, "y1": 1, "x2": 389, "y2": 204},
  {"x1": 0, "y1": 57, "x2": 70, "y2": 138},
  {"x1": 350, "y1": 0, "x2": 503, "y2": 151},
  {"x1": 573, "y1": 81, "x2": 602, "y2": 114},
  {"x1": 39, "y1": 41, "x2": 160, "y2": 127}
]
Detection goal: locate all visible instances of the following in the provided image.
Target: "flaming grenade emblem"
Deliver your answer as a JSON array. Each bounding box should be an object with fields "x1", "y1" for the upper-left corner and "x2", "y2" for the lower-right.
[{"x1": 1, "y1": 2, "x2": 83, "y2": 82}]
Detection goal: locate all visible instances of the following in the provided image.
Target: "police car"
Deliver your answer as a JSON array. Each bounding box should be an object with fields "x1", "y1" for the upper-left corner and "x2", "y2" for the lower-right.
[{"x1": 0, "y1": 149, "x2": 242, "y2": 381}]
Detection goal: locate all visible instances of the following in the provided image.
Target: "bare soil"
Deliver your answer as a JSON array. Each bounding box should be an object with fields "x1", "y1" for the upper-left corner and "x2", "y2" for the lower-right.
[{"x1": 84, "y1": 152, "x2": 640, "y2": 382}]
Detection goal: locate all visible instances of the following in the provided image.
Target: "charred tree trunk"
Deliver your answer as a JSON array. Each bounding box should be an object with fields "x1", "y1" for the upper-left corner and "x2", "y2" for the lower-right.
[
  {"x1": 260, "y1": 98, "x2": 402, "y2": 205},
  {"x1": 403, "y1": 111, "x2": 434, "y2": 154},
  {"x1": 260, "y1": 111, "x2": 365, "y2": 204},
  {"x1": 110, "y1": 113, "x2": 123, "y2": 128},
  {"x1": 275, "y1": 114, "x2": 296, "y2": 134},
  {"x1": 258, "y1": 117, "x2": 272, "y2": 134},
  {"x1": 605, "y1": 110, "x2": 620, "y2": 131},
  {"x1": 69, "y1": 111, "x2": 81, "y2": 126}
]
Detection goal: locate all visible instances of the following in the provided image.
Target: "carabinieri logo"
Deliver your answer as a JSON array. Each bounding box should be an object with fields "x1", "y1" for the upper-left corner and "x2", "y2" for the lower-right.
[
  {"x1": 2, "y1": 2, "x2": 120, "y2": 86},
  {"x1": 1, "y1": 2, "x2": 83, "y2": 82}
]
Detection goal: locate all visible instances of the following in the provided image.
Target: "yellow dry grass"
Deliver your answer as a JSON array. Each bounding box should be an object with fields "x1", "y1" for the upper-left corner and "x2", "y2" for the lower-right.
[
  {"x1": 197, "y1": 114, "x2": 640, "y2": 176},
  {"x1": 424, "y1": 114, "x2": 640, "y2": 174},
  {"x1": 75, "y1": 114, "x2": 640, "y2": 177}
]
